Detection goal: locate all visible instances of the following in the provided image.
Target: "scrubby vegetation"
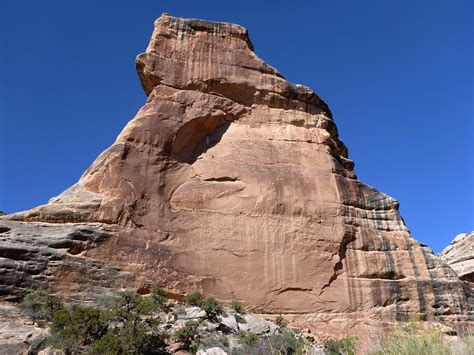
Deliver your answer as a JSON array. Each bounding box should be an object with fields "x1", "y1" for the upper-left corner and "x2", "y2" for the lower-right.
[
  {"x1": 173, "y1": 320, "x2": 200, "y2": 351},
  {"x1": 20, "y1": 289, "x2": 474, "y2": 355},
  {"x1": 236, "y1": 329, "x2": 305, "y2": 354},
  {"x1": 275, "y1": 315, "x2": 288, "y2": 329},
  {"x1": 22, "y1": 289, "x2": 63, "y2": 323},
  {"x1": 370, "y1": 323, "x2": 474, "y2": 355},
  {"x1": 200, "y1": 296, "x2": 224, "y2": 321},
  {"x1": 237, "y1": 329, "x2": 259, "y2": 346},
  {"x1": 183, "y1": 291, "x2": 204, "y2": 307},
  {"x1": 230, "y1": 299, "x2": 244, "y2": 314},
  {"x1": 324, "y1": 335, "x2": 358, "y2": 355},
  {"x1": 21, "y1": 288, "x2": 312, "y2": 354},
  {"x1": 23, "y1": 289, "x2": 169, "y2": 354}
]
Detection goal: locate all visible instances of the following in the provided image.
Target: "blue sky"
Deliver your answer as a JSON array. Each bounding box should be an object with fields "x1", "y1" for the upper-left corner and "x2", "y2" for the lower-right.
[{"x1": 0, "y1": 0, "x2": 472, "y2": 253}]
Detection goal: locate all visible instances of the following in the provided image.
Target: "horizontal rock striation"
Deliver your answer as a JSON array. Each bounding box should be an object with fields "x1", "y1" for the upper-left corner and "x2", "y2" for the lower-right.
[
  {"x1": 440, "y1": 232, "x2": 474, "y2": 288},
  {"x1": 0, "y1": 220, "x2": 127, "y2": 303},
  {"x1": 1, "y1": 13, "x2": 472, "y2": 337}
]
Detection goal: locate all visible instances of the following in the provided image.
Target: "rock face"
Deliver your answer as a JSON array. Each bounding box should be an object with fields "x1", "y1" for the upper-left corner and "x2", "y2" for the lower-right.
[
  {"x1": 440, "y1": 233, "x2": 474, "y2": 288},
  {"x1": 0, "y1": 14, "x2": 472, "y2": 336}
]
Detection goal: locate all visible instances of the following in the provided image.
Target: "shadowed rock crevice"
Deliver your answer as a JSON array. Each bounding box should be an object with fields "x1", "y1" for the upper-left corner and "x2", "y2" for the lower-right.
[{"x1": 172, "y1": 121, "x2": 232, "y2": 164}]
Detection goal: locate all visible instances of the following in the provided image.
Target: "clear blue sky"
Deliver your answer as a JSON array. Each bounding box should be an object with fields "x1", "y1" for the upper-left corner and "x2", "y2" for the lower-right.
[{"x1": 1, "y1": 1, "x2": 472, "y2": 253}]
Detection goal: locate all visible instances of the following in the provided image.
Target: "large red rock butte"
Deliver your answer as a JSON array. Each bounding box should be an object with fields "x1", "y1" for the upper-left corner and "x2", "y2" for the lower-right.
[{"x1": 1, "y1": 14, "x2": 472, "y2": 337}]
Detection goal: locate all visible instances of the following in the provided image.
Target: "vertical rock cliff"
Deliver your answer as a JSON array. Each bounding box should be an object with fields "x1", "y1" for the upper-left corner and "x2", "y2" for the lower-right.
[{"x1": 0, "y1": 14, "x2": 472, "y2": 336}]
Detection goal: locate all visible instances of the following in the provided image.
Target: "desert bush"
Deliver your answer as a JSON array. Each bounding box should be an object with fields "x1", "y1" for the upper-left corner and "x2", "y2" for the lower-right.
[
  {"x1": 174, "y1": 320, "x2": 201, "y2": 350},
  {"x1": 92, "y1": 291, "x2": 167, "y2": 353},
  {"x1": 22, "y1": 289, "x2": 63, "y2": 322},
  {"x1": 263, "y1": 330, "x2": 305, "y2": 354},
  {"x1": 184, "y1": 291, "x2": 205, "y2": 307},
  {"x1": 151, "y1": 284, "x2": 168, "y2": 310},
  {"x1": 275, "y1": 315, "x2": 288, "y2": 328},
  {"x1": 201, "y1": 297, "x2": 223, "y2": 320},
  {"x1": 47, "y1": 304, "x2": 108, "y2": 352},
  {"x1": 33, "y1": 288, "x2": 169, "y2": 354},
  {"x1": 238, "y1": 330, "x2": 259, "y2": 346},
  {"x1": 230, "y1": 299, "x2": 244, "y2": 314},
  {"x1": 324, "y1": 335, "x2": 357, "y2": 355},
  {"x1": 113, "y1": 290, "x2": 159, "y2": 320},
  {"x1": 372, "y1": 323, "x2": 451, "y2": 355},
  {"x1": 89, "y1": 320, "x2": 167, "y2": 354}
]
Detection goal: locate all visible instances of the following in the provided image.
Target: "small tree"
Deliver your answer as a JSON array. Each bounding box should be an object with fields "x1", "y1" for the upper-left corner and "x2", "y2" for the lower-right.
[
  {"x1": 89, "y1": 291, "x2": 167, "y2": 354},
  {"x1": 48, "y1": 305, "x2": 109, "y2": 351}
]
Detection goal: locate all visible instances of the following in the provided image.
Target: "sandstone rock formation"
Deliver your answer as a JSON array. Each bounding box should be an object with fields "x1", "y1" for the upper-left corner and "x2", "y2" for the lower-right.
[
  {"x1": 440, "y1": 232, "x2": 474, "y2": 288},
  {"x1": 0, "y1": 13, "x2": 472, "y2": 337}
]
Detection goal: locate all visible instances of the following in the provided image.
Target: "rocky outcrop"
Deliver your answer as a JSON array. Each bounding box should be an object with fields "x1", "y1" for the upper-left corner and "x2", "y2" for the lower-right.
[
  {"x1": 0, "y1": 304, "x2": 48, "y2": 355},
  {"x1": 440, "y1": 233, "x2": 474, "y2": 288},
  {"x1": 0, "y1": 13, "x2": 472, "y2": 338},
  {"x1": 0, "y1": 220, "x2": 127, "y2": 303}
]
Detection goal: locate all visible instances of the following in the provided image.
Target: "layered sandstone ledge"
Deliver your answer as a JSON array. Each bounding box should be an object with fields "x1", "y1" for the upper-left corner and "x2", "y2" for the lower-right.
[
  {"x1": 0, "y1": 14, "x2": 472, "y2": 340},
  {"x1": 440, "y1": 232, "x2": 474, "y2": 288}
]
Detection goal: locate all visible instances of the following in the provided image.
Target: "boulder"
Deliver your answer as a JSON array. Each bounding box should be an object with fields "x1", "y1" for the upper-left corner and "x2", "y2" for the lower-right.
[
  {"x1": 197, "y1": 347, "x2": 228, "y2": 355},
  {"x1": 176, "y1": 306, "x2": 207, "y2": 320},
  {"x1": 239, "y1": 314, "x2": 279, "y2": 335},
  {"x1": 218, "y1": 313, "x2": 239, "y2": 333}
]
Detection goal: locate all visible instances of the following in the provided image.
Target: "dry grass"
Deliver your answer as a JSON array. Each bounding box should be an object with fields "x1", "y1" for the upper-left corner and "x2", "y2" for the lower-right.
[{"x1": 370, "y1": 323, "x2": 474, "y2": 355}]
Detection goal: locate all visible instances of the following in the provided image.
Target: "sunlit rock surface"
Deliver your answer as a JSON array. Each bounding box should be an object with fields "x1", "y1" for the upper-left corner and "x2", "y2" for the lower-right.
[{"x1": 440, "y1": 232, "x2": 474, "y2": 288}]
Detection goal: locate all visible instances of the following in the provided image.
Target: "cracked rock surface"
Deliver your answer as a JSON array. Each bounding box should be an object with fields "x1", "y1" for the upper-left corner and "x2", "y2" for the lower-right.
[{"x1": 1, "y1": 13, "x2": 472, "y2": 339}]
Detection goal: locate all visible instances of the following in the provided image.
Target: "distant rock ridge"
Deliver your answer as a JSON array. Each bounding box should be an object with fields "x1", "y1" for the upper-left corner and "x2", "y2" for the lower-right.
[
  {"x1": 0, "y1": 13, "x2": 472, "y2": 340},
  {"x1": 440, "y1": 232, "x2": 474, "y2": 288}
]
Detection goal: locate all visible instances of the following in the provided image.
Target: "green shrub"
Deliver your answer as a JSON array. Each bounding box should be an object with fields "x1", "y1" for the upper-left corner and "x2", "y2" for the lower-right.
[
  {"x1": 238, "y1": 330, "x2": 259, "y2": 346},
  {"x1": 22, "y1": 289, "x2": 63, "y2": 322},
  {"x1": 201, "y1": 297, "x2": 223, "y2": 320},
  {"x1": 42, "y1": 289, "x2": 168, "y2": 354},
  {"x1": 263, "y1": 330, "x2": 305, "y2": 354},
  {"x1": 174, "y1": 320, "x2": 201, "y2": 350},
  {"x1": 184, "y1": 291, "x2": 204, "y2": 307},
  {"x1": 324, "y1": 335, "x2": 358, "y2": 355},
  {"x1": 275, "y1": 315, "x2": 288, "y2": 328},
  {"x1": 151, "y1": 284, "x2": 168, "y2": 310},
  {"x1": 230, "y1": 299, "x2": 244, "y2": 314},
  {"x1": 112, "y1": 290, "x2": 161, "y2": 323},
  {"x1": 89, "y1": 321, "x2": 167, "y2": 354},
  {"x1": 372, "y1": 323, "x2": 452, "y2": 355},
  {"x1": 47, "y1": 304, "x2": 108, "y2": 351}
]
